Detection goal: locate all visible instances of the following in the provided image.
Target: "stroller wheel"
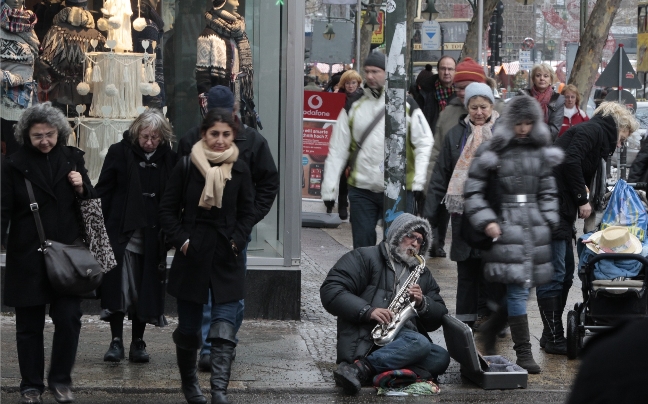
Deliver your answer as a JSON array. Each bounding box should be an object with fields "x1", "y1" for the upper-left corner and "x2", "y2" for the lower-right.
[{"x1": 566, "y1": 310, "x2": 580, "y2": 359}]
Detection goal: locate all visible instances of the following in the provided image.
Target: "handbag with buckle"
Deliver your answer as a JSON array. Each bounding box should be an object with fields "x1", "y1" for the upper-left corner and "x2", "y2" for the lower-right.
[{"x1": 24, "y1": 178, "x2": 106, "y2": 295}]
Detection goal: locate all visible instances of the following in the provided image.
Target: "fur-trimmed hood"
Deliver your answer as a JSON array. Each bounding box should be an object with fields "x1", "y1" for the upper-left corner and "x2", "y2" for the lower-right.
[
  {"x1": 386, "y1": 213, "x2": 432, "y2": 260},
  {"x1": 490, "y1": 95, "x2": 551, "y2": 151}
]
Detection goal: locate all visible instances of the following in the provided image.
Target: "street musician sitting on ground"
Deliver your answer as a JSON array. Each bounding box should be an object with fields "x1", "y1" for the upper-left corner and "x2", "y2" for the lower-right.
[{"x1": 320, "y1": 213, "x2": 450, "y2": 395}]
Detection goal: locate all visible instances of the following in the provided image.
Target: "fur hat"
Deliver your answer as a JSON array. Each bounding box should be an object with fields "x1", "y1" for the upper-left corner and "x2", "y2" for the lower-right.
[
  {"x1": 207, "y1": 85, "x2": 234, "y2": 112},
  {"x1": 464, "y1": 82, "x2": 494, "y2": 107},
  {"x1": 386, "y1": 213, "x2": 432, "y2": 260},
  {"x1": 364, "y1": 51, "x2": 385, "y2": 71},
  {"x1": 454, "y1": 57, "x2": 486, "y2": 84}
]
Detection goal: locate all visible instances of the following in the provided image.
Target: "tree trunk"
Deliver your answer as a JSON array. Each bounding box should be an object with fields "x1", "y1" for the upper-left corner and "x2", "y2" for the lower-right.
[
  {"x1": 359, "y1": 15, "x2": 373, "y2": 67},
  {"x1": 568, "y1": 0, "x2": 623, "y2": 109},
  {"x1": 461, "y1": 0, "x2": 499, "y2": 61}
]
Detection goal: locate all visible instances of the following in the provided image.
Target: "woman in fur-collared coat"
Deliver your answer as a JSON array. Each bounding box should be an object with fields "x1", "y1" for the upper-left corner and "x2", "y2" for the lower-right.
[{"x1": 463, "y1": 95, "x2": 563, "y2": 374}]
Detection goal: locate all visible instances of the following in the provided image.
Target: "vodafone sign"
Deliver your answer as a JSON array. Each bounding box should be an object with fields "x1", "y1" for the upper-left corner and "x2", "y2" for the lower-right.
[{"x1": 303, "y1": 91, "x2": 346, "y2": 120}]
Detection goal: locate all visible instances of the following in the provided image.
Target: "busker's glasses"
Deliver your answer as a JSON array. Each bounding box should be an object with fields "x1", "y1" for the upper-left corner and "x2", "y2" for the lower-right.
[{"x1": 404, "y1": 233, "x2": 424, "y2": 245}]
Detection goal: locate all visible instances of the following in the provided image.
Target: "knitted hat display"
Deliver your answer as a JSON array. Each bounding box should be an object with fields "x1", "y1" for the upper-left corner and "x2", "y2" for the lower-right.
[
  {"x1": 207, "y1": 85, "x2": 234, "y2": 112},
  {"x1": 463, "y1": 82, "x2": 494, "y2": 107},
  {"x1": 364, "y1": 51, "x2": 385, "y2": 71},
  {"x1": 454, "y1": 57, "x2": 486, "y2": 83}
]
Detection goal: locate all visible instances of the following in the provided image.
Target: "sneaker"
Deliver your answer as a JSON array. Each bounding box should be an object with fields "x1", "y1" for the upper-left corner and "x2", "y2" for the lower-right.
[
  {"x1": 20, "y1": 389, "x2": 42, "y2": 404},
  {"x1": 129, "y1": 338, "x2": 150, "y2": 363},
  {"x1": 103, "y1": 338, "x2": 125, "y2": 362},
  {"x1": 198, "y1": 353, "x2": 210, "y2": 372}
]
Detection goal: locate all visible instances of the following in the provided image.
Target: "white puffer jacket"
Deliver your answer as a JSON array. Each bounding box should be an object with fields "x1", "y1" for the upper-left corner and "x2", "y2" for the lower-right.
[{"x1": 321, "y1": 87, "x2": 433, "y2": 200}]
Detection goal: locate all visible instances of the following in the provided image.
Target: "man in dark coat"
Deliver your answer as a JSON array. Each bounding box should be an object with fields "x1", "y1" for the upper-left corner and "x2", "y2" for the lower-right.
[
  {"x1": 320, "y1": 213, "x2": 450, "y2": 395},
  {"x1": 628, "y1": 138, "x2": 648, "y2": 183},
  {"x1": 417, "y1": 56, "x2": 456, "y2": 134},
  {"x1": 537, "y1": 102, "x2": 638, "y2": 355},
  {"x1": 177, "y1": 85, "x2": 279, "y2": 370}
]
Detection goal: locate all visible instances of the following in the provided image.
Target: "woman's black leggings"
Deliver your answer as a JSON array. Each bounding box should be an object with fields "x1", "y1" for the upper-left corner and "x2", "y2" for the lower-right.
[{"x1": 109, "y1": 312, "x2": 146, "y2": 341}]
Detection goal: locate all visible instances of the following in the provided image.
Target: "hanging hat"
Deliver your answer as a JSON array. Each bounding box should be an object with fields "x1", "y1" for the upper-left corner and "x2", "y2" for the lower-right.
[
  {"x1": 454, "y1": 57, "x2": 486, "y2": 84},
  {"x1": 364, "y1": 51, "x2": 385, "y2": 71},
  {"x1": 585, "y1": 226, "x2": 643, "y2": 254},
  {"x1": 212, "y1": 0, "x2": 227, "y2": 10},
  {"x1": 65, "y1": 0, "x2": 88, "y2": 7},
  {"x1": 207, "y1": 85, "x2": 234, "y2": 112}
]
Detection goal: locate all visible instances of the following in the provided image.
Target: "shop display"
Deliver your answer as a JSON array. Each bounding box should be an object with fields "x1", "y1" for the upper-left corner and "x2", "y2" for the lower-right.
[
  {"x1": 131, "y1": 0, "x2": 164, "y2": 108},
  {"x1": 98, "y1": 0, "x2": 133, "y2": 52},
  {"x1": 195, "y1": 0, "x2": 253, "y2": 113}
]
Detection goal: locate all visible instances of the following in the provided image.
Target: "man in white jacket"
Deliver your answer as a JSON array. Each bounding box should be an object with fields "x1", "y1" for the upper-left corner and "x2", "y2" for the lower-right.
[{"x1": 322, "y1": 52, "x2": 433, "y2": 249}]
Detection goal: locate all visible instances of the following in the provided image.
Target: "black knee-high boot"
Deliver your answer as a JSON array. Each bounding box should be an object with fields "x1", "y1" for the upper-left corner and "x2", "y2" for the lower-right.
[
  {"x1": 208, "y1": 322, "x2": 237, "y2": 404},
  {"x1": 537, "y1": 296, "x2": 567, "y2": 355},
  {"x1": 173, "y1": 329, "x2": 207, "y2": 404}
]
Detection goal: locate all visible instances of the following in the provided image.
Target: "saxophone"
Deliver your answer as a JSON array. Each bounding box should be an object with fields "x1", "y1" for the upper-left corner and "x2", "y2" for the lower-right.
[{"x1": 371, "y1": 253, "x2": 426, "y2": 346}]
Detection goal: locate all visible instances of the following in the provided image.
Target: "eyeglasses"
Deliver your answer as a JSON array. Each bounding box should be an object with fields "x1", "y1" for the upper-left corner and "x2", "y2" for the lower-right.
[
  {"x1": 404, "y1": 233, "x2": 424, "y2": 245},
  {"x1": 30, "y1": 132, "x2": 57, "y2": 141},
  {"x1": 139, "y1": 134, "x2": 161, "y2": 143},
  {"x1": 439, "y1": 67, "x2": 455, "y2": 72}
]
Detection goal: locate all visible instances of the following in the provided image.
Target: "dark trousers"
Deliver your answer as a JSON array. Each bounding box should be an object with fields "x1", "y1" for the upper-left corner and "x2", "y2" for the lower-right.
[
  {"x1": 348, "y1": 186, "x2": 384, "y2": 249},
  {"x1": 455, "y1": 258, "x2": 482, "y2": 323},
  {"x1": 178, "y1": 299, "x2": 238, "y2": 341},
  {"x1": 15, "y1": 296, "x2": 82, "y2": 393},
  {"x1": 433, "y1": 204, "x2": 450, "y2": 250},
  {"x1": 338, "y1": 172, "x2": 348, "y2": 212}
]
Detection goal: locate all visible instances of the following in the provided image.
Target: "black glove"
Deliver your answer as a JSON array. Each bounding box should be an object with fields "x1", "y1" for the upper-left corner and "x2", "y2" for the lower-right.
[
  {"x1": 413, "y1": 191, "x2": 425, "y2": 216},
  {"x1": 323, "y1": 200, "x2": 335, "y2": 213}
]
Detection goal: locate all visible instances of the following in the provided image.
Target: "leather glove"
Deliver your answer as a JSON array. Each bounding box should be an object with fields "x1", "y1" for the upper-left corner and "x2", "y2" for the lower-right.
[
  {"x1": 413, "y1": 191, "x2": 425, "y2": 215},
  {"x1": 323, "y1": 200, "x2": 335, "y2": 213}
]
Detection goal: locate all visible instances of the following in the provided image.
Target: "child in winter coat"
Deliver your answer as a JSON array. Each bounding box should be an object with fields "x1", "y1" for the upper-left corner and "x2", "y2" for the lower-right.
[{"x1": 462, "y1": 95, "x2": 564, "y2": 373}]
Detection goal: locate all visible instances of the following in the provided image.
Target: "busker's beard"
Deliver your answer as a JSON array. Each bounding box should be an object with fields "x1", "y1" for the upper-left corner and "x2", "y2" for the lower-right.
[{"x1": 393, "y1": 245, "x2": 421, "y2": 267}]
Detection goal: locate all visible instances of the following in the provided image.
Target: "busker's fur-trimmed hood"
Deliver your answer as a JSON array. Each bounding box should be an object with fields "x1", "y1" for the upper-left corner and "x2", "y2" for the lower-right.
[
  {"x1": 386, "y1": 213, "x2": 432, "y2": 262},
  {"x1": 478, "y1": 95, "x2": 564, "y2": 170}
]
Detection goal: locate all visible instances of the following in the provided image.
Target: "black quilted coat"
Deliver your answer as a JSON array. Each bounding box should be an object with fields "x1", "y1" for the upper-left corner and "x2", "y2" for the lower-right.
[{"x1": 463, "y1": 96, "x2": 562, "y2": 288}]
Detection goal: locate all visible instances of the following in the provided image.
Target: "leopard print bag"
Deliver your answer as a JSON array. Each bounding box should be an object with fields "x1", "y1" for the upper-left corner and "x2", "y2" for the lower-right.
[{"x1": 78, "y1": 198, "x2": 117, "y2": 272}]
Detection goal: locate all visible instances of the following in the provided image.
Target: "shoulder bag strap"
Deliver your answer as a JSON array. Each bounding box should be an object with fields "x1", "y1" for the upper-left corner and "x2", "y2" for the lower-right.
[
  {"x1": 24, "y1": 178, "x2": 48, "y2": 248},
  {"x1": 348, "y1": 107, "x2": 386, "y2": 170}
]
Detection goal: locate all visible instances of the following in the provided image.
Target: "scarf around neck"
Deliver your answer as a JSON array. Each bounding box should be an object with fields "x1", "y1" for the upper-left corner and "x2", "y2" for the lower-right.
[
  {"x1": 531, "y1": 86, "x2": 553, "y2": 123},
  {"x1": 435, "y1": 79, "x2": 454, "y2": 111},
  {"x1": 190, "y1": 140, "x2": 239, "y2": 209},
  {"x1": 443, "y1": 110, "x2": 499, "y2": 214},
  {"x1": 204, "y1": 9, "x2": 253, "y2": 101},
  {"x1": 1, "y1": 4, "x2": 37, "y2": 33}
]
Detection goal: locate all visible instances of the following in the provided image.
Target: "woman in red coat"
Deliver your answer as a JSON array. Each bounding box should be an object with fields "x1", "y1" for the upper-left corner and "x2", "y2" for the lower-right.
[{"x1": 558, "y1": 84, "x2": 589, "y2": 137}]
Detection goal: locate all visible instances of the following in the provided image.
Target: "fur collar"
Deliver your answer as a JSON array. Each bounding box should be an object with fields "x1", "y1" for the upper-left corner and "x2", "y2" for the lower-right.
[{"x1": 490, "y1": 95, "x2": 551, "y2": 151}]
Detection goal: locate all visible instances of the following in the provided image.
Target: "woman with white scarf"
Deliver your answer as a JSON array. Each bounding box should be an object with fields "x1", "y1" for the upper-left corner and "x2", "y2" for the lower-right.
[
  {"x1": 159, "y1": 108, "x2": 255, "y2": 404},
  {"x1": 425, "y1": 82, "x2": 500, "y2": 331}
]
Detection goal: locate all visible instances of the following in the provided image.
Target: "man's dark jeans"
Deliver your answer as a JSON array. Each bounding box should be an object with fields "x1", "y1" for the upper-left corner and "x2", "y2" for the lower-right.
[{"x1": 348, "y1": 186, "x2": 384, "y2": 249}]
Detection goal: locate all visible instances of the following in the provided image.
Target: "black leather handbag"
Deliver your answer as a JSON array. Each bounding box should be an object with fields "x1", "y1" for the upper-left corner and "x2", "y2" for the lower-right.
[{"x1": 25, "y1": 178, "x2": 104, "y2": 295}]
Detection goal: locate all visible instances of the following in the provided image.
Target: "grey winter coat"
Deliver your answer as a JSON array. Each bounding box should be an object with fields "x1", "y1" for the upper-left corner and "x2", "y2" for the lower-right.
[
  {"x1": 463, "y1": 96, "x2": 563, "y2": 288},
  {"x1": 320, "y1": 216, "x2": 447, "y2": 364}
]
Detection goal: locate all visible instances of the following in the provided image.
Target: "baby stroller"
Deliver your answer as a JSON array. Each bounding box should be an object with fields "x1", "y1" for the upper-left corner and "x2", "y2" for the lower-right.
[{"x1": 566, "y1": 182, "x2": 648, "y2": 359}]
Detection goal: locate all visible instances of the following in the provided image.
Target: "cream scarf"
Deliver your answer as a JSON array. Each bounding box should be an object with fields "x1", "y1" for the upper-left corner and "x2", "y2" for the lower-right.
[
  {"x1": 443, "y1": 110, "x2": 499, "y2": 214},
  {"x1": 190, "y1": 140, "x2": 239, "y2": 209}
]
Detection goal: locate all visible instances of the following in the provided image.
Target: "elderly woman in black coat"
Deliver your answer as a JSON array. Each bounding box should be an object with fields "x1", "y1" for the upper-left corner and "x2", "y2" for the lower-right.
[
  {"x1": 159, "y1": 108, "x2": 255, "y2": 404},
  {"x1": 95, "y1": 109, "x2": 177, "y2": 364},
  {"x1": 1, "y1": 102, "x2": 95, "y2": 404}
]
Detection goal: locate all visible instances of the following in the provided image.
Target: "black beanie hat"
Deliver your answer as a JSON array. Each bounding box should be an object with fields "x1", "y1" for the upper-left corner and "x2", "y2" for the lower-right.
[{"x1": 364, "y1": 52, "x2": 385, "y2": 71}]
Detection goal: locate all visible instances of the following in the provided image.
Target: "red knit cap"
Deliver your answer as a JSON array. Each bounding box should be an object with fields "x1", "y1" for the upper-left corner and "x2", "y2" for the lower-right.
[{"x1": 453, "y1": 58, "x2": 486, "y2": 83}]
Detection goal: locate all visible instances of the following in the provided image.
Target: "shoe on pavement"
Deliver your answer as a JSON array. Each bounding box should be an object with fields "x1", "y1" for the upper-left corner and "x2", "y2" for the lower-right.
[
  {"x1": 103, "y1": 337, "x2": 125, "y2": 362},
  {"x1": 472, "y1": 314, "x2": 489, "y2": 332},
  {"x1": 129, "y1": 338, "x2": 150, "y2": 363},
  {"x1": 333, "y1": 362, "x2": 362, "y2": 395},
  {"x1": 198, "y1": 353, "x2": 211, "y2": 372},
  {"x1": 429, "y1": 247, "x2": 446, "y2": 258},
  {"x1": 20, "y1": 389, "x2": 42, "y2": 404},
  {"x1": 49, "y1": 385, "x2": 74, "y2": 403}
]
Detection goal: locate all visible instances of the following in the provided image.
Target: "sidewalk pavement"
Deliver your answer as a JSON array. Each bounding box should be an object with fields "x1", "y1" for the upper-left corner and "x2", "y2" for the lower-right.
[{"x1": 1, "y1": 221, "x2": 581, "y2": 398}]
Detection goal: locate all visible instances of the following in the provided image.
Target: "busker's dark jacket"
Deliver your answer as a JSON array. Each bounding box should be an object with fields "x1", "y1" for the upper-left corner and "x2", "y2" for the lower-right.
[
  {"x1": 158, "y1": 153, "x2": 255, "y2": 305},
  {"x1": 320, "y1": 218, "x2": 447, "y2": 365},
  {"x1": 1, "y1": 142, "x2": 95, "y2": 307},
  {"x1": 423, "y1": 115, "x2": 479, "y2": 262},
  {"x1": 628, "y1": 139, "x2": 648, "y2": 183},
  {"x1": 94, "y1": 132, "x2": 177, "y2": 323},
  {"x1": 552, "y1": 114, "x2": 618, "y2": 240},
  {"x1": 519, "y1": 88, "x2": 565, "y2": 141},
  {"x1": 177, "y1": 123, "x2": 279, "y2": 226}
]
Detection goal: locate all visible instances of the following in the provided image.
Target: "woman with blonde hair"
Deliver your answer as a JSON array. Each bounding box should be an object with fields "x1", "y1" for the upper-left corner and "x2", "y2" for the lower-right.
[
  {"x1": 559, "y1": 84, "x2": 589, "y2": 137},
  {"x1": 518, "y1": 63, "x2": 564, "y2": 140},
  {"x1": 338, "y1": 69, "x2": 364, "y2": 112},
  {"x1": 535, "y1": 101, "x2": 638, "y2": 356}
]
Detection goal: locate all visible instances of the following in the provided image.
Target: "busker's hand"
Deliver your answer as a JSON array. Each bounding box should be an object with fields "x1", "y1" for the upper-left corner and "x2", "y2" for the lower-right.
[
  {"x1": 323, "y1": 200, "x2": 335, "y2": 213},
  {"x1": 370, "y1": 308, "x2": 393, "y2": 325},
  {"x1": 408, "y1": 284, "x2": 424, "y2": 307},
  {"x1": 578, "y1": 202, "x2": 592, "y2": 219},
  {"x1": 181, "y1": 242, "x2": 189, "y2": 255},
  {"x1": 68, "y1": 171, "x2": 84, "y2": 194},
  {"x1": 484, "y1": 222, "x2": 502, "y2": 239}
]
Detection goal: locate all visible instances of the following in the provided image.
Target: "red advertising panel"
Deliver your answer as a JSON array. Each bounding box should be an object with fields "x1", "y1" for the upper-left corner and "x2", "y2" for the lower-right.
[{"x1": 303, "y1": 91, "x2": 346, "y2": 120}]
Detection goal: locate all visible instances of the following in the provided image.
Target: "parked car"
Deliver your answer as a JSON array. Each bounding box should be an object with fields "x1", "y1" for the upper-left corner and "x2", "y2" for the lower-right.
[{"x1": 609, "y1": 101, "x2": 648, "y2": 170}]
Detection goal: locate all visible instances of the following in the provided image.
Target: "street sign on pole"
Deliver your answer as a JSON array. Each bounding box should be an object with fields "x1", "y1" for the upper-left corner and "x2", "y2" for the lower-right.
[
  {"x1": 519, "y1": 50, "x2": 532, "y2": 70},
  {"x1": 420, "y1": 20, "x2": 441, "y2": 51},
  {"x1": 595, "y1": 45, "x2": 642, "y2": 89}
]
